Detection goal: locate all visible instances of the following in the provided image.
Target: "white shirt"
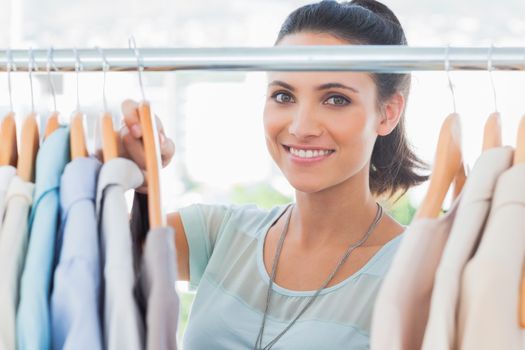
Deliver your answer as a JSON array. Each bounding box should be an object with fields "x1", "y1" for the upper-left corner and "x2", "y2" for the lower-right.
[
  {"x1": 96, "y1": 158, "x2": 144, "y2": 350},
  {"x1": 0, "y1": 166, "x2": 16, "y2": 232},
  {"x1": 0, "y1": 175, "x2": 35, "y2": 350}
]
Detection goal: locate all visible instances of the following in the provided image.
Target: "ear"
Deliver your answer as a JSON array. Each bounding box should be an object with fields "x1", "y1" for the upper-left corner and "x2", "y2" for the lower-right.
[{"x1": 377, "y1": 92, "x2": 405, "y2": 136}]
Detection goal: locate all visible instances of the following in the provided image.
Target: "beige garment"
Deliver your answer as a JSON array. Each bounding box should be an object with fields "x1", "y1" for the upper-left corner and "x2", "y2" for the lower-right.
[
  {"x1": 0, "y1": 176, "x2": 35, "y2": 350},
  {"x1": 96, "y1": 158, "x2": 144, "y2": 350},
  {"x1": 457, "y1": 163, "x2": 525, "y2": 350},
  {"x1": 0, "y1": 166, "x2": 16, "y2": 232},
  {"x1": 422, "y1": 147, "x2": 513, "y2": 350},
  {"x1": 370, "y1": 198, "x2": 460, "y2": 350}
]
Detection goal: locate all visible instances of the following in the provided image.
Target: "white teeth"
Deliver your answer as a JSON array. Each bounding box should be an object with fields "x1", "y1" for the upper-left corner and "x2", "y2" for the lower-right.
[{"x1": 289, "y1": 147, "x2": 332, "y2": 158}]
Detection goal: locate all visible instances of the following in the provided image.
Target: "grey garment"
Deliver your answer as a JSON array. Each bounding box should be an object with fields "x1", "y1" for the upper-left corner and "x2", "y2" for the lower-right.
[
  {"x1": 458, "y1": 163, "x2": 525, "y2": 350},
  {"x1": 422, "y1": 147, "x2": 513, "y2": 350},
  {"x1": 96, "y1": 158, "x2": 145, "y2": 350},
  {"x1": 135, "y1": 225, "x2": 179, "y2": 350}
]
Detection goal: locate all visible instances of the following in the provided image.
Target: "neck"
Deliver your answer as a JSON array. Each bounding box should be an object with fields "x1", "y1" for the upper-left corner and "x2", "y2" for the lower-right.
[{"x1": 289, "y1": 166, "x2": 380, "y2": 249}]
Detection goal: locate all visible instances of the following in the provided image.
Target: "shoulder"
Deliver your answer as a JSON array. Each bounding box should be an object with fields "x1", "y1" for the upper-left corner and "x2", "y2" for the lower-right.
[
  {"x1": 361, "y1": 232, "x2": 405, "y2": 278},
  {"x1": 180, "y1": 202, "x2": 291, "y2": 238}
]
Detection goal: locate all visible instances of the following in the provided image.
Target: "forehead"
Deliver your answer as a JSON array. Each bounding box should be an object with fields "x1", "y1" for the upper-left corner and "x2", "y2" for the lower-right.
[
  {"x1": 266, "y1": 71, "x2": 372, "y2": 91},
  {"x1": 269, "y1": 32, "x2": 374, "y2": 89},
  {"x1": 277, "y1": 31, "x2": 349, "y2": 46}
]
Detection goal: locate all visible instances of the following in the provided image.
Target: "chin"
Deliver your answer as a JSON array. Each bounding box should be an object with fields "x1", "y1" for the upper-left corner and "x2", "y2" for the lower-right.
[{"x1": 286, "y1": 176, "x2": 328, "y2": 194}]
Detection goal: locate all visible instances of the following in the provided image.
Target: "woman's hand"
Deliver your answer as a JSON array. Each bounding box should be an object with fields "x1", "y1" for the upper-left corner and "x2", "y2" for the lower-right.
[{"x1": 120, "y1": 99, "x2": 176, "y2": 194}]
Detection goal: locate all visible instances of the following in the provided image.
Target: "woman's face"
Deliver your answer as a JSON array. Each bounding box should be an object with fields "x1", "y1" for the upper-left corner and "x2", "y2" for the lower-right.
[{"x1": 263, "y1": 32, "x2": 403, "y2": 194}]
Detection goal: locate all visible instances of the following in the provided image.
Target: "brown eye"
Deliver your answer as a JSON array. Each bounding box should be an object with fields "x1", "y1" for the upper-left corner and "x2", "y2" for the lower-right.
[
  {"x1": 325, "y1": 95, "x2": 350, "y2": 106},
  {"x1": 272, "y1": 92, "x2": 295, "y2": 104}
]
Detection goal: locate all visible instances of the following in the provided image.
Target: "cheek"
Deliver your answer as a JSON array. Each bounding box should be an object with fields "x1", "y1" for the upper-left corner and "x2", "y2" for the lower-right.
[
  {"x1": 331, "y1": 108, "x2": 378, "y2": 165},
  {"x1": 263, "y1": 103, "x2": 287, "y2": 140},
  {"x1": 332, "y1": 109, "x2": 370, "y2": 146}
]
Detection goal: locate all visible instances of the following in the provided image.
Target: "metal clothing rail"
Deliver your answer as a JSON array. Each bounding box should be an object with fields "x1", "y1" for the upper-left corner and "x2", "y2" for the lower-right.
[{"x1": 0, "y1": 46, "x2": 525, "y2": 72}]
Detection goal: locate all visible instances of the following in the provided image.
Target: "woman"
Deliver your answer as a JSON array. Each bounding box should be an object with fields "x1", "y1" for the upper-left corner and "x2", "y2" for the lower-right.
[{"x1": 121, "y1": 0, "x2": 427, "y2": 348}]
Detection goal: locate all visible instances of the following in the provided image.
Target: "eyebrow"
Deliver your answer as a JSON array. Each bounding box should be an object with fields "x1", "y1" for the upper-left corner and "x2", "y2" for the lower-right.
[{"x1": 268, "y1": 80, "x2": 359, "y2": 93}]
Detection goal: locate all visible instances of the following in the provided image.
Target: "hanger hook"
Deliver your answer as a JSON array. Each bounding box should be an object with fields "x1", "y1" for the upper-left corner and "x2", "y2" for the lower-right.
[
  {"x1": 488, "y1": 44, "x2": 498, "y2": 113},
  {"x1": 73, "y1": 48, "x2": 82, "y2": 112},
  {"x1": 46, "y1": 47, "x2": 57, "y2": 112},
  {"x1": 128, "y1": 36, "x2": 146, "y2": 101},
  {"x1": 6, "y1": 48, "x2": 16, "y2": 112},
  {"x1": 96, "y1": 46, "x2": 109, "y2": 112},
  {"x1": 445, "y1": 45, "x2": 457, "y2": 113},
  {"x1": 28, "y1": 47, "x2": 36, "y2": 113}
]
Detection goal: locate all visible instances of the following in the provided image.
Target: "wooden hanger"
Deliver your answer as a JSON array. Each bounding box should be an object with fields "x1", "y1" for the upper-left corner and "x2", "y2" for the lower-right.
[
  {"x1": 44, "y1": 111, "x2": 60, "y2": 139},
  {"x1": 452, "y1": 112, "x2": 502, "y2": 200},
  {"x1": 138, "y1": 101, "x2": 165, "y2": 229},
  {"x1": 452, "y1": 164, "x2": 466, "y2": 200},
  {"x1": 100, "y1": 112, "x2": 119, "y2": 163},
  {"x1": 128, "y1": 38, "x2": 165, "y2": 228},
  {"x1": 482, "y1": 112, "x2": 502, "y2": 151},
  {"x1": 515, "y1": 115, "x2": 525, "y2": 328},
  {"x1": 415, "y1": 113, "x2": 463, "y2": 219},
  {"x1": 17, "y1": 112, "x2": 39, "y2": 182},
  {"x1": 0, "y1": 112, "x2": 18, "y2": 167},
  {"x1": 70, "y1": 111, "x2": 88, "y2": 159}
]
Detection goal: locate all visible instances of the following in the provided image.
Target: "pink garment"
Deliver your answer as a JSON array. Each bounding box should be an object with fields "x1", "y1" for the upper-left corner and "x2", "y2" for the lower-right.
[
  {"x1": 422, "y1": 147, "x2": 513, "y2": 350},
  {"x1": 370, "y1": 199, "x2": 460, "y2": 350},
  {"x1": 457, "y1": 163, "x2": 525, "y2": 350}
]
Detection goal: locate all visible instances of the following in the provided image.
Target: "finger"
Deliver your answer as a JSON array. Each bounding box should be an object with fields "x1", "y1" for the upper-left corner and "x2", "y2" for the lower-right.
[
  {"x1": 121, "y1": 99, "x2": 142, "y2": 138},
  {"x1": 154, "y1": 114, "x2": 165, "y2": 133},
  {"x1": 160, "y1": 138, "x2": 175, "y2": 167},
  {"x1": 121, "y1": 125, "x2": 147, "y2": 169},
  {"x1": 154, "y1": 114, "x2": 169, "y2": 152}
]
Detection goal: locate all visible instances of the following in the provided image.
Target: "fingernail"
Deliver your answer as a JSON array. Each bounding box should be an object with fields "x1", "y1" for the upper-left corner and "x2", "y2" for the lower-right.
[
  {"x1": 131, "y1": 125, "x2": 142, "y2": 138},
  {"x1": 160, "y1": 133, "x2": 166, "y2": 145}
]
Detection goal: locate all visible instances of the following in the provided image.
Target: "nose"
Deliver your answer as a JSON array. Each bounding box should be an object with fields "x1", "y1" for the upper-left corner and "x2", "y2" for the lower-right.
[{"x1": 288, "y1": 105, "x2": 323, "y2": 139}]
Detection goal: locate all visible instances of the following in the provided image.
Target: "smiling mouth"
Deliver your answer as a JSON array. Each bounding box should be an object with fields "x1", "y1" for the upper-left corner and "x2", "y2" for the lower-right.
[{"x1": 283, "y1": 145, "x2": 335, "y2": 159}]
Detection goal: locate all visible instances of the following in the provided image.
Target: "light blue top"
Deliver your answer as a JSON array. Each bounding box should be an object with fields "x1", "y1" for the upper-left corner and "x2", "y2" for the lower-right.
[
  {"x1": 179, "y1": 203, "x2": 403, "y2": 350},
  {"x1": 17, "y1": 127, "x2": 70, "y2": 350},
  {"x1": 51, "y1": 157, "x2": 102, "y2": 350}
]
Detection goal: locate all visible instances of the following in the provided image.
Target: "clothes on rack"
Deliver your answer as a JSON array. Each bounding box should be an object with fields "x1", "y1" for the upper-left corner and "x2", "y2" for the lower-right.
[
  {"x1": 17, "y1": 127, "x2": 70, "y2": 350},
  {"x1": 370, "y1": 197, "x2": 460, "y2": 350},
  {"x1": 371, "y1": 146, "x2": 525, "y2": 350},
  {"x1": 457, "y1": 163, "x2": 525, "y2": 349},
  {"x1": 97, "y1": 158, "x2": 145, "y2": 350},
  {"x1": 0, "y1": 166, "x2": 16, "y2": 230},
  {"x1": 422, "y1": 146, "x2": 513, "y2": 350},
  {"x1": 135, "y1": 226, "x2": 179, "y2": 350},
  {"x1": 51, "y1": 157, "x2": 103, "y2": 350},
  {"x1": 0, "y1": 121, "x2": 181, "y2": 350},
  {"x1": 0, "y1": 176, "x2": 35, "y2": 349}
]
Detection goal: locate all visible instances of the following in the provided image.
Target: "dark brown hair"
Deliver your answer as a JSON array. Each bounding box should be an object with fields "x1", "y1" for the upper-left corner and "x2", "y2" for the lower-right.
[{"x1": 276, "y1": 0, "x2": 428, "y2": 198}]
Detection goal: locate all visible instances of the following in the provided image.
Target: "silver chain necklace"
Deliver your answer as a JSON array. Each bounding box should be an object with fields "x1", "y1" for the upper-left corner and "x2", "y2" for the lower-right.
[{"x1": 253, "y1": 202, "x2": 384, "y2": 350}]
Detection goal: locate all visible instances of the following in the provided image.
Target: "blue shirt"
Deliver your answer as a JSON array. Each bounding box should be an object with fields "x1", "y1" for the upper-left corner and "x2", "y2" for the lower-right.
[
  {"x1": 51, "y1": 157, "x2": 102, "y2": 350},
  {"x1": 179, "y1": 203, "x2": 403, "y2": 350},
  {"x1": 17, "y1": 127, "x2": 70, "y2": 350}
]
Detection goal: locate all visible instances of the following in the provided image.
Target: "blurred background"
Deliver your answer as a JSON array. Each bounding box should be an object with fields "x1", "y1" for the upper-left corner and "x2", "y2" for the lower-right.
[{"x1": 1, "y1": 0, "x2": 525, "y2": 343}]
